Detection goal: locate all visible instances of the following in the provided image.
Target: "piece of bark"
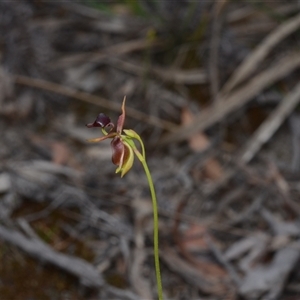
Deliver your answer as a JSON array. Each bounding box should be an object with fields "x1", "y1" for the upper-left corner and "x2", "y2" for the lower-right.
[
  {"x1": 239, "y1": 244, "x2": 300, "y2": 299},
  {"x1": 0, "y1": 173, "x2": 11, "y2": 193},
  {"x1": 161, "y1": 52, "x2": 300, "y2": 145},
  {"x1": 160, "y1": 247, "x2": 228, "y2": 295},
  {"x1": 239, "y1": 81, "x2": 300, "y2": 163},
  {"x1": 222, "y1": 12, "x2": 300, "y2": 94},
  {"x1": 130, "y1": 247, "x2": 153, "y2": 300},
  {"x1": 261, "y1": 209, "x2": 300, "y2": 237},
  {"x1": 0, "y1": 224, "x2": 103, "y2": 288}
]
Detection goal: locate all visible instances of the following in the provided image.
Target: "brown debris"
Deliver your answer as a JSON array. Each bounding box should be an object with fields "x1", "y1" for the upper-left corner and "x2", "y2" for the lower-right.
[{"x1": 1, "y1": 1, "x2": 300, "y2": 299}]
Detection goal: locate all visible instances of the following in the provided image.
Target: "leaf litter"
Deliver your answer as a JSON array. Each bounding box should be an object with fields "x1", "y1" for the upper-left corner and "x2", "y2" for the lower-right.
[{"x1": 1, "y1": 1, "x2": 300, "y2": 299}]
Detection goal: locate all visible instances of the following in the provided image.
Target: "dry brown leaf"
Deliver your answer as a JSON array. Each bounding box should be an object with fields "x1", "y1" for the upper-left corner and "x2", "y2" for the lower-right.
[
  {"x1": 222, "y1": 12, "x2": 300, "y2": 94},
  {"x1": 161, "y1": 247, "x2": 228, "y2": 295},
  {"x1": 240, "y1": 82, "x2": 300, "y2": 163},
  {"x1": 181, "y1": 224, "x2": 209, "y2": 252},
  {"x1": 181, "y1": 107, "x2": 210, "y2": 152},
  {"x1": 194, "y1": 257, "x2": 227, "y2": 278},
  {"x1": 51, "y1": 142, "x2": 71, "y2": 165},
  {"x1": 162, "y1": 52, "x2": 300, "y2": 145},
  {"x1": 179, "y1": 224, "x2": 227, "y2": 277},
  {"x1": 203, "y1": 157, "x2": 224, "y2": 180}
]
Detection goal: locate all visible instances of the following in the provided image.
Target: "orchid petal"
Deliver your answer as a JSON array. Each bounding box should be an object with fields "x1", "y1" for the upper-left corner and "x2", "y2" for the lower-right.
[
  {"x1": 120, "y1": 141, "x2": 134, "y2": 177},
  {"x1": 123, "y1": 129, "x2": 137, "y2": 138},
  {"x1": 111, "y1": 137, "x2": 125, "y2": 169},
  {"x1": 86, "y1": 113, "x2": 113, "y2": 129},
  {"x1": 123, "y1": 129, "x2": 145, "y2": 159},
  {"x1": 116, "y1": 96, "x2": 126, "y2": 134},
  {"x1": 87, "y1": 132, "x2": 116, "y2": 143}
]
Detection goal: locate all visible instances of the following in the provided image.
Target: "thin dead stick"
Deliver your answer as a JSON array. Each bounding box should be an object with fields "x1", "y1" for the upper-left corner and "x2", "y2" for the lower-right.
[
  {"x1": 204, "y1": 82, "x2": 300, "y2": 197},
  {"x1": 108, "y1": 58, "x2": 207, "y2": 84},
  {"x1": 0, "y1": 224, "x2": 103, "y2": 288},
  {"x1": 239, "y1": 82, "x2": 300, "y2": 163},
  {"x1": 160, "y1": 247, "x2": 227, "y2": 294},
  {"x1": 59, "y1": 2, "x2": 112, "y2": 19},
  {"x1": 221, "y1": 12, "x2": 300, "y2": 95},
  {"x1": 53, "y1": 39, "x2": 163, "y2": 68},
  {"x1": 161, "y1": 52, "x2": 300, "y2": 145},
  {"x1": 209, "y1": 0, "x2": 227, "y2": 100},
  {"x1": 14, "y1": 75, "x2": 178, "y2": 132}
]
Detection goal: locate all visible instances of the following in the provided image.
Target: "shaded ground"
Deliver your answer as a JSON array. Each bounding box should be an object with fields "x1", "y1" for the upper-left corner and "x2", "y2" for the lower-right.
[{"x1": 1, "y1": 1, "x2": 300, "y2": 299}]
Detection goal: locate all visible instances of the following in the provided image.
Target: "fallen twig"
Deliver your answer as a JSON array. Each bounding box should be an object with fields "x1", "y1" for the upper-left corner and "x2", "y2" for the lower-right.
[
  {"x1": 160, "y1": 247, "x2": 228, "y2": 295},
  {"x1": 0, "y1": 224, "x2": 103, "y2": 288},
  {"x1": 161, "y1": 52, "x2": 300, "y2": 145},
  {"x1": 14, "y1": 75, "x2": 178, "y2": 132},
  {"x1": 209, "y1": 0, "x2": 227, "y2": 100},
  {"x1": 53, "y1": 39, "x2": 163, "y2": 68},
  {"x1": 222, "y1": 12, "x2": 300, "y2": 94},
  {"x1": 108, "y1": 58, "x2": 207, "y2": 85},
  {"x1": 239, "y1": 242, "x2": 300, "y2": 299},
  {"x1": 239, "y1": 81, "x2": 300, "y2": 163}
]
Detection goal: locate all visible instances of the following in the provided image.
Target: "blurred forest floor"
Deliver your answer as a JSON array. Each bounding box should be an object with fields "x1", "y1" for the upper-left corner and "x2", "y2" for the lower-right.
[{"x1": 1, "y1": 1, "x2": 300, "y2": 299}]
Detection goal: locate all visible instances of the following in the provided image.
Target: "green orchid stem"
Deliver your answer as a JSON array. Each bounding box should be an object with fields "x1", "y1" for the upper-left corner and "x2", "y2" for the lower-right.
[{"x1": 133, "y1": 147, "x2": 163, "y2": 300}]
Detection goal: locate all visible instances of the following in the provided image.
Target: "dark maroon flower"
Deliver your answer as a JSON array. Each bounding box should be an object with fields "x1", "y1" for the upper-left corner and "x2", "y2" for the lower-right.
[
  {"x1": 86, "y1": 97, "x2": 134, "y2": 177},
  {"x1": 86, "y1": 113, "x2": 113, "y2": 130}
]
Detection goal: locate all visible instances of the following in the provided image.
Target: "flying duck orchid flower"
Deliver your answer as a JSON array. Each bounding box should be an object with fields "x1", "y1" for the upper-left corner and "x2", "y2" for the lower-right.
[
  {"x1": 86, "y1": 97, "x2": 163, "y2": 300},
  {"x1": 86, "y1": 97, "x2": 137, "y2": 178}
]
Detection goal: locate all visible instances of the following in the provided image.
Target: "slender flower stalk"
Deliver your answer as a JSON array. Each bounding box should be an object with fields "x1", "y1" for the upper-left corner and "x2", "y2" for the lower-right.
[
  {"x1": 86, "y1": 97, "x2": 163, "y2": 300},
  {"x1": 128, "y1": 136, "x2": 163, "y2": 300}
]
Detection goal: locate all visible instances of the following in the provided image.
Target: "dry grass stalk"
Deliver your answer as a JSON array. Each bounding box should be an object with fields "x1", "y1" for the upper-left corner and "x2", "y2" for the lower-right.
[
  {"x1": 221, "y1": 12, "x2": 300, "y2": 94},
  {"x1": 161, "y1": 52, "x2": 300, "y2": 145}
]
